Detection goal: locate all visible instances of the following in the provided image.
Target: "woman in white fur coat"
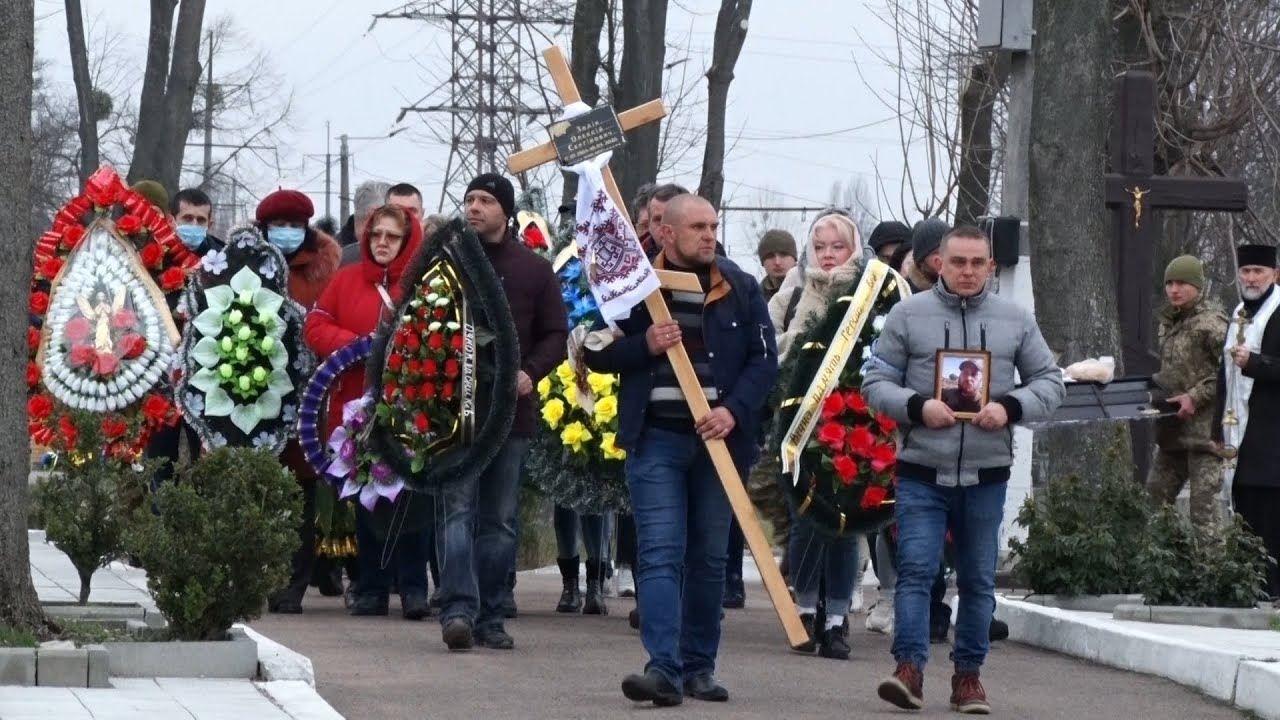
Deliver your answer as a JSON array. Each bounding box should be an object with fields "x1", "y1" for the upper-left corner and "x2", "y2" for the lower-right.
[{"x1": 766, "y1": 211, "x2": 870, "y2": 660}]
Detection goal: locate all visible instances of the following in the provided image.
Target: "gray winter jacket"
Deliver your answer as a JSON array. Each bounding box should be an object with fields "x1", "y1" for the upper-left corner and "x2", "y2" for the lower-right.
[{"x1": 861, "y1": 281, "x2": 1064, "y2": 487}]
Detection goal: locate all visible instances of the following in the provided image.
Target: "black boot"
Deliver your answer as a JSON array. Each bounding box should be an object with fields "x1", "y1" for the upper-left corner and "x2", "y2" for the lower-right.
[
  {"x1": 584, "y1": 559, "x2": 608, "y2": 615},
  {"x1": 722, "y1": 573, "x2": 745, "y2": 609},
  {"x1": 818, "y1": 618, "x2": 851, "y2": 660},
  {"x1": 794, "y1": 613, "x2": 817, "y2": 653},
  {"x1": 556, "y1": 557, "x2": 582, "y2": 613}
]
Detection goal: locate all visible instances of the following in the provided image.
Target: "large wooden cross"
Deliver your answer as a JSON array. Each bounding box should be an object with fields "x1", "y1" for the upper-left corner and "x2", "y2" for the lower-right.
[
  {"x1": 1104, "y1": 70, "x2": 1248, "y2": 483},
  {"x1": 510, "y1": 47, "x2": 807, "y2": 649}
]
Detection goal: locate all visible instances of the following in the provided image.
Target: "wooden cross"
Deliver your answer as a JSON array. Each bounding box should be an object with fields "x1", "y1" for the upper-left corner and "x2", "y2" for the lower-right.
[
  {"x1": 510, "y1": 46, "x2": 808, "y2": 649},
  {"x1": 1104, "y1": 70, "x2": 1249, "y2": 482}
]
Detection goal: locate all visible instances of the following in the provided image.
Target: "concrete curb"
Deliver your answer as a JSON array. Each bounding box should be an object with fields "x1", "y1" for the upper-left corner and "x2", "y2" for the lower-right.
[
  {"x1": 1015, "y1": 593, "x2": 1142, "y2": 613},
  {"x1": 997, "y1": 596, "x2": 1280, "y2": 718},
  {"x1": 239, "y1": 624, "x2": 316, "y2": 686},
  {"x1": 1113, "y1": 603, "x2": 1280, "y2": 630},
  {"x1": 256, "y1": 679, "x2": 345, "y2": 719}
]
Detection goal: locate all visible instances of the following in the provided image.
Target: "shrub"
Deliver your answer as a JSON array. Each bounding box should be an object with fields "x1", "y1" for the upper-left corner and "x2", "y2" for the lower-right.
[
  {"x1": 34, "y1": 409, "x2": 160, "y2": 604},
  {"x1": 1138, "y1": 507, "x2": 1270, "y2": 608},
  {"x1": 1007, "y1": 470, "x2": 1151, "y2": 597},
  {"x1": 125, "y1": 447, "x2": 301, "y2": 641}
]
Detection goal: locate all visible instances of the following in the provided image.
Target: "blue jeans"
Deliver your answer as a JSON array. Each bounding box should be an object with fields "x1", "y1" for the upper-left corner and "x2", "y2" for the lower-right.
[
  {"x1": 626, "y1": 428, "x2": 735, "y2": 687},
  {"x1": 788, "y1": 516, "x2": 859, "y2": 618},
  {"x1": 355, "y1": 506, "x2": 430, "y2": 598},
  {"x1": 892, "y1": 477, "x2": 1006, "y2": 672},
  {"x1": 437, "y1": 436, "x2": 529, "y2": 632},
  {"x1": 554, "y1": 506, "x2": 609, "y2": 562}
]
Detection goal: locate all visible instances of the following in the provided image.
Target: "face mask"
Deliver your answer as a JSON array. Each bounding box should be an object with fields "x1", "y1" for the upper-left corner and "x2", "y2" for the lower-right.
[
  {"x1": 267, "y1": 226, "x2": 306, "y2": 253},
  {"x1": 175, "y1": 224, "x2": 207, "y2": 250}
]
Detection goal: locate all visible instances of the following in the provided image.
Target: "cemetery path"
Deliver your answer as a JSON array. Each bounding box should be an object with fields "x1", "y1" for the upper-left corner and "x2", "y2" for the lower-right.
[{"x1": 251, "y1": 571, "x2": 1248, "y2": 720}]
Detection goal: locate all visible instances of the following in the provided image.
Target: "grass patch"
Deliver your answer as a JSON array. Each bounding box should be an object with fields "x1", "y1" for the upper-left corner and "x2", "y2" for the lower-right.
[
  {"x1": 0, "y1": 624, "x2": 38, "y2": 648},
  {"x1": 56, "y1": 620, "x2": 169, "y2": 645}
]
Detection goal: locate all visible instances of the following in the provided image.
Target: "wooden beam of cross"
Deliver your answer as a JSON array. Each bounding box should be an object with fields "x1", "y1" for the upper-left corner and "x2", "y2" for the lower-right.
[
  {"x1": 511, "y1": 46, "x2": 808, "y2": 649},
  {"x1": 1103, "y1": 69, "x2": 1249, "y2": 486}
]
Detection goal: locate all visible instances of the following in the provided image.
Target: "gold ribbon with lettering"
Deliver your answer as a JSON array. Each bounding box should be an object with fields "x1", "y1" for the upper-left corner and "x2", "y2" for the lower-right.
[{"x1": 780, "y1": 260, "x2": 892, "y2": 487}]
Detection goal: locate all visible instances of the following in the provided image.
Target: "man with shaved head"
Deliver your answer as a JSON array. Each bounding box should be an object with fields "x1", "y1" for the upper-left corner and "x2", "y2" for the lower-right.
[{"x1": 586, "y1": 193, "x2": 778, "y2": 706}]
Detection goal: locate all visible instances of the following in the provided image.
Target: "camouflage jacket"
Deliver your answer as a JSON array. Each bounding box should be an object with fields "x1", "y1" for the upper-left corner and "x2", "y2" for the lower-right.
[{"x1": 1153, "y1": 297, "x2": 1229, "y2": 451}]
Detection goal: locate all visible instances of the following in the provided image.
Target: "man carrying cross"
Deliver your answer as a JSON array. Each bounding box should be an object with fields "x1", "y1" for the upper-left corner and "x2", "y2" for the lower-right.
[{"x1": 585, "y1": 193, "x2": 777, "y2": 705}]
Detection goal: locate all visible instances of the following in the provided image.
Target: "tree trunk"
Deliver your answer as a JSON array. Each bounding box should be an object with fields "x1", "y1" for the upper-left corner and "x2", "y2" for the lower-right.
[
  {"x1": 156, "y1": 0, "x2": 207, "y2": 192},
  {"x1": 64, "y1": 0, "x2": 98, "y2": 187},
  {"x1": 954, "y1": 60, "x2": 1004, "y2": 227},
  {"x1": 562, "y1": 0, "x2": 608, "y2": 213},
  {"x1": 612, "y1": 0, "x2": 668, "y2": 208},
  {"x1": 0, "y1": 0, "x2": 47, "y2": 633},
  {"x1": 1028, "y1": 0, "x2": 1129, "y2": 488},
  {"x1": 77, "y1": 570, "x2": 93, "y2": 605},
  {"x1": 696, "y1": 0, "x2": 752, "y2": 210},
  {"x1": 128, "y1": 0, "x2": 177, "y2": 186}
]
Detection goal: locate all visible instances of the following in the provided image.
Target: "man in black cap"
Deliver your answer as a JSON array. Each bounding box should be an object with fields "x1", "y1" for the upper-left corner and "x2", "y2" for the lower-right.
[
  {"x1": 435, "y1": 172, "x2": 568, "y2": 651},
  {"x1": 906, "y1": 218, "x2": 949, "y2": 292},
  {"x1": 868, "y1": 221, "x2": 913, "y2": 266},
  {"x1": 1220, "y1": 243, "x2": 1280, "y2": 598}
]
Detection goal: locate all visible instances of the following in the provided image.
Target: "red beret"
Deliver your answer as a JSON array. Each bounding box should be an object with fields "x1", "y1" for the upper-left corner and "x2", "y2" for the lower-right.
[{"x1": 255, "y1": 189, "x2": 314, "y2": 224}]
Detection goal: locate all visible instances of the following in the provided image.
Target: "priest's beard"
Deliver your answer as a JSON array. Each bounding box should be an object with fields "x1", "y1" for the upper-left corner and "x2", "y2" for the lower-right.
[{"x1": 1242, "y1": 285, "x2": 1270, "y2": 301}]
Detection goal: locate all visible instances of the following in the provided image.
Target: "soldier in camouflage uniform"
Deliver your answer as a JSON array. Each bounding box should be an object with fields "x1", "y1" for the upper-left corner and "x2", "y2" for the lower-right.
[{"x1": 1148, "y1": 255, "x2": 1230, "y2": 528}]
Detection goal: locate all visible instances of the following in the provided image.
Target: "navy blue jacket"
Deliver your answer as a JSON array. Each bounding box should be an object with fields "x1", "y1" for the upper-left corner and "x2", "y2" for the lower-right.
[{"x1": 583, "y1": 255, "x2": 778, "y2": 469}]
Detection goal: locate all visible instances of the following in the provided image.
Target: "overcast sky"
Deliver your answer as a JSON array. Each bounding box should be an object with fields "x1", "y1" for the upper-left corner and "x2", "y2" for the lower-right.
[{"x1": 34, "y1": 0, "x2": 936, "y2": 275}]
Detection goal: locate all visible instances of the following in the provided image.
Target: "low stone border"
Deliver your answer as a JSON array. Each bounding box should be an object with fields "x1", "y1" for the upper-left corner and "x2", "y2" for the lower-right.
[
  {"x1": 256, "y1": 680, "x2": 345, "y2": 719},
  {"x1": 43, "y1": 600, "x2": 166, "y2": 629},
  {"x1": 1016, "y1": 593, "x2": 1143, "y2": 613},
  {"x1": 0, "y1": 644, "x2": 109, "y2": 688},
  {"x1": 103, "y1": 626, "x2": 258, "y2": 679},
  {"x1": 238, "y1": 624, "x2": 316, "y2": 685},
  {"x1": 997, "y1": 595, "x2": 1280, "y2": 719},
  {"x1": 1114, "y1": 603, "x2": 1280, "y2": 630}
]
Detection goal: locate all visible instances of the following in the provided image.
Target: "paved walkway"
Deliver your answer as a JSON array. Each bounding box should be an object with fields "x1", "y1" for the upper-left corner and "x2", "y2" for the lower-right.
[
  {"x1": 3, "y1": 531, "x2": 341, "y2": 720},
  {"x1": 253, "y1": 562, "x2": 1250, "y2": 720}
]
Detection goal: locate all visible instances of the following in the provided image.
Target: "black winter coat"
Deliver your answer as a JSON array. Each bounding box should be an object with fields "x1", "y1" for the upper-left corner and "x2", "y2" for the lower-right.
[{"x1": 1223, "y1": 299, "x2": 1280, "y2": 488}]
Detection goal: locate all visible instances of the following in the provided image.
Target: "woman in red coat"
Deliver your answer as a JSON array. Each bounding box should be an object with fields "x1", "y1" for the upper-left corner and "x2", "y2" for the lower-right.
[{"x1": 304, "y1": 204, "x2": 430, "y2": 619}]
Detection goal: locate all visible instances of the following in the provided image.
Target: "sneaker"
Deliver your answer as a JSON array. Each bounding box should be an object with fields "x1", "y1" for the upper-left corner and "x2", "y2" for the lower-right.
[
  {"x1": 851, "y1": 584, "x2": 865, "y2": 614},
  {"x1": 441, "y1": 618, "x2": 473, "y2": 651},
  {"x1": 475, "y1": 626, "x2": 515, "y2": 650},
  {"x1": 617, "y1": 566, "x2": 636, "y2": 598},
  {"x1": 877, "y1": 662, "x2": 924, "y2": 710},
  {"x1": 950, "y1": 672, "x2": 991, "y2": 714},
  {"x1": 866, "y1": 596, "x2": 895, "y2": 635}
]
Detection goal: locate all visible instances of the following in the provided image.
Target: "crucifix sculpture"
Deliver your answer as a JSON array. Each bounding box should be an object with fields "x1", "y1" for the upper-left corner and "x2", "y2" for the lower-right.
[
  {"x1": 1104, "y1": 70, "x2": 1249, "y2": 480},
  {"x1": 510, "y1": 46, "x2": 807, "y2": 649}
]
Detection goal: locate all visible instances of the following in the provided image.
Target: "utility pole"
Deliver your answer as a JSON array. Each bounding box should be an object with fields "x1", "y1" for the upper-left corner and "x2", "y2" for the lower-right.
[
  {"x1": 338, "y1": 133, "x2": 350, "y2": 222},
  {"x1": 324, "y1": 120, "x2": 332, "y2": 220},
  {"x1": 201, "y1": 30, "x2": 215, "y2": 190}
]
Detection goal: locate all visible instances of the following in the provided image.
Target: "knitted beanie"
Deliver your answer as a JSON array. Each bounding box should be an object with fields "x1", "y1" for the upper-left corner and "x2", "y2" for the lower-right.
[
  {"x1": 911, "y1": 217, "x2": 950, "y2": 265},
  {"x1": 757, "y1": 229, "x2": 798, "y2": 261},
  {"x1": 1163, "y1": 255, "x2": 1205, "y2": 289},
  {"x1": 130, "y1": 180, "x2": 169, "y2": 213}
]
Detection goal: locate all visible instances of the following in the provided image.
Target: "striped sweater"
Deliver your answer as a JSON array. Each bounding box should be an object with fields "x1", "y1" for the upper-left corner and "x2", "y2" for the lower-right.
[{"x1": 647, "y1": 266, "x2": 719, "y2": 431}]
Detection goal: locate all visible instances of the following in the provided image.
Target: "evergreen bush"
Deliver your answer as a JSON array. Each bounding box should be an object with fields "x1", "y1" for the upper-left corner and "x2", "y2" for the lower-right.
[{"x1": 125, "y1": 447, "x2": 301, "y2": 640}]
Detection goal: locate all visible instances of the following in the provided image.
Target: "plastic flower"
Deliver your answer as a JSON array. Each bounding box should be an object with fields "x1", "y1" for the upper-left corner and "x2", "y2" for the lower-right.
[
  {"x1": 847, "y1": 425, "x2": 877, "y2": 458},
  {"x1": 593, "y1": 394, "x2": 618, "y2": 425},
  {"x1": 816, "y1": 421, "x2": 846, "y2": 453},
  {"x1": 861, "y1": 484, "x2": 889, "y2": 510},
  {"x1": 537, "y1": 376, "x2": 552, "y2": 401},
  {"x1": 870, "y1": 443, "x2": 897, "y2": 473},
  {"x1": 586, "y1": 372, "x2": 616, "y2": 396},
  {"x1": 541, "y1": 398, "x2": 566, "y2": 428},
  {"x1": 562, "y1": 381, "x2": 578, "y2": 407},
  {"x1": 821, "y1": 393, "x2": 845, "y2": 420},
  {"x1": 600, "y1": 432, "x2": 626, "y2": 461},
  {"x1": 833, "y1": 454, "x2": 858, "y2": 485},
  {"x1": 561, "y1": 421, "x2": 593, "y2": 453}
]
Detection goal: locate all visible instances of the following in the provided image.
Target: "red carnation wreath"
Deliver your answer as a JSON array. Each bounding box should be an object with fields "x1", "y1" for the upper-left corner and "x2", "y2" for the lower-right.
[{"x1": 28, "y1": 167, "x2": 195, "y2": 458}]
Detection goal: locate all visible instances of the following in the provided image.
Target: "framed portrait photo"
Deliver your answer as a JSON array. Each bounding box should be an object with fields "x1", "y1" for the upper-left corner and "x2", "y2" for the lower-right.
[{"x1": 935, "y1": 349, "x2": 992, "y2": 420}]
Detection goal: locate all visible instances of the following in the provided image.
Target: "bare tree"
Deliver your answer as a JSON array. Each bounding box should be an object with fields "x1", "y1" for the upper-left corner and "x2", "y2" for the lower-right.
[
  {"x1": 828, "y1": 177, "x2": 881, "y2": 239},
  {"x1": 613, "y1": 0, "x2": 670, "y2": 206},
  {"x1": 697, "y1": 0, "x2": 752, "y2": 209},
  {"x1": 0, "y1": 0, "x2": 46, "y2": 634},
  {"x1": 128, "y1": 0, "x2": 209, "y2": 191},
  {"x1": 1028, "y1": 0, "x2": 1127, "y2": 487},
  {"x1": 65, "y1": 0, "x2": 98, "y2": 186}
]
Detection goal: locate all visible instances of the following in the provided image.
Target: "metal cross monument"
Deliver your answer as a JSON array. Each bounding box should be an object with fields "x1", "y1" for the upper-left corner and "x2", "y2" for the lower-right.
[{"x1": 509, "y1": 46, "x2": 807, "y2": 649}]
